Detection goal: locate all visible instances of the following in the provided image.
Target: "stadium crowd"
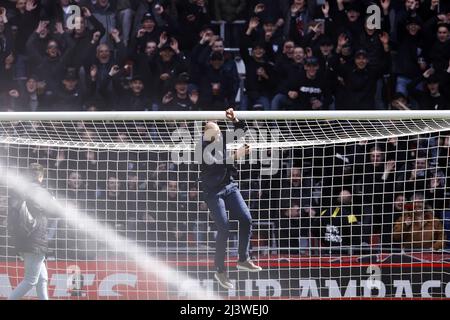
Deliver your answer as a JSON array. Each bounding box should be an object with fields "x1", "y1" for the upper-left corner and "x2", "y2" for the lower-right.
[{"x1": 0, "y1": 0, "x2": 449, "y2": 258}]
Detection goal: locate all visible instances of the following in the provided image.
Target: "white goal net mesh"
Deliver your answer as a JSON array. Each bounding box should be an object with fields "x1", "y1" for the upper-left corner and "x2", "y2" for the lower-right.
[{"x1": 0, "y1": 111, "x2": 449, "y2": 299}]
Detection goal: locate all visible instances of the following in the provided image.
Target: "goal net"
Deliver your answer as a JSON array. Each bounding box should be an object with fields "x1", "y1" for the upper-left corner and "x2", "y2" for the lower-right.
[{"x1": 0, "y1": 111, "x2": 449, "y2": 299}]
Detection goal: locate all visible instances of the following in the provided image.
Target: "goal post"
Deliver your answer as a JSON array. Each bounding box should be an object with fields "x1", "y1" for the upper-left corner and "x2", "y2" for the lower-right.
[{"x1": 0, "y1": 111, "x2": 449, "y2": 299}]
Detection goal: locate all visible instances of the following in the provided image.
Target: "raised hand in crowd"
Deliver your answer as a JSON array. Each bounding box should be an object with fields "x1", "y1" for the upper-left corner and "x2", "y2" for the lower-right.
[
  {"x1": 54, "y1": 22, "x2": 64, "y2": 35},
  {"x1": 254, "y1": 3, "x2": 265, "y2": 14},
  {"x1": 108, "y1": 65, "x2": 121, "y2": 77},
  {"x1": 91, "y1": 31, "x2": 101, "y2": 44},
  {"x1": 110, "y1": 28, "x2": 121, "y2": 43},
  {"x1": 25, "y1": 0, "x2": 37, "y2": 12},
  {"x1": 82, "y1": 7, "x2": 92, "y2": 18}
]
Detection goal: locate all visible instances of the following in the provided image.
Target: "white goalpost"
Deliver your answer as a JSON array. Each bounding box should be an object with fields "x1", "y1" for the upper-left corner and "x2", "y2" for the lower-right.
[{"x1": 0, "y1": 110, "x2": 449, "y2": 299}]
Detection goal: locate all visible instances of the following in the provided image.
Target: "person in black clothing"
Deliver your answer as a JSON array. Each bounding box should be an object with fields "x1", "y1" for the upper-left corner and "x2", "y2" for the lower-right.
[
  {"x1": 160, "y1": 72, "x2": 199, "y2": 111},
  {"x1": 281, "y1": 56, "x2": 332, "y2": 110},
  {"x1": 407, "y1": 66, "x2": 450, "y2": 110},
  {"x1": 68, "y1": 6, "x2": 106, "y2": 71},
  {"x1": 240, "y1": 41, "x2": 275, "y2": 110},
  {"x1": 198, "y1": 108, "x2": 261, "y2": 290},
  {"x1": 271, "y1": 45, "x2": 305, "y2": 110},
  {"x1": 151, "y1": 35, "x2": 189, "y2": 108},
  {"x1": 116, "y1": 74, "x2": 152, "y2": 111},
  {"x1": 197, "y1": 51, "x2": 235, "y2": 110},
  {"x1": 8, "y1": 163, "x2": 57, "y2": 300},
  {"x1": 393, "y1": 15, "x2": 426, "y2": 96},
  {"x1": 130, "y1": 12, "x2": 162, "y2": 55},
  {"x1": 335, "y1": 32, "x2": 391, "y2": 109},
  {"x1": 46, "y1": 69, "x2": 85, "y2": 111},
  {"x1": 311, "y1": 189, "x2": 364, "y2": 254},
  {"x1": 29, "y1": 30, "x2": 76, "y2": 95}
]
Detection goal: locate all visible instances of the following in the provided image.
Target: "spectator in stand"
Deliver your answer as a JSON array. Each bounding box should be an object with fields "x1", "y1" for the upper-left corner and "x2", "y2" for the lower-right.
[
  {"x1": 271, "y1": 45, "x2": 305, "y2": 110},
  {"x1": 393, "y1": 16, "x2": 426, "y2": 97},
  {"x1": 176, "y1": 0, "x2": 211, "y2": 51},
  {"x1": 160, "y1": 72, "x2": 199, "y2": 111},
  {"x1": 46, "y1": 68, "x2": 86, "y2": 111},
  {"x1": 116, "y1": 74, "x2": 152, "y2": 111},
  {"x1": 86, "y1": 29, "x2": 127, "y2": 107},
  {"x1": 0, "y1": 6, "x2": 13, "y2": 98},
  {"x1": 197, "y1": 51, "x2": 235, "y2": 110},
  {"x1": 130, "y1": 12, "x2": 162, "y2": 55},
  {"x1": 8, "y1": 0, "x2": 40, "y2": 80},
  {"x1": 129, "y1": 38, "x2": 158, "y2": 88},
  {"x1": 97, "y1": 174, "x2": 127, "y2": 232},
  {"x1": 277, "y1": 56, "x2": 332, "y2": 110},
  {"x1": 278, "y1": 199, "x2": 303, "y2": 254},
  {"x1": 10, "y1": 74, "x2": 45, "y2": 111},
  {"x1": 151, "y1": 34, "x2": 188, "y2": 108},
  {"x1": 213, "y1": 0, "x2": 247, "y2": 47},
  {"x1": 90, "y1": 0, "x2": 118, "y2": 46},
  {"x1": 67, "y1": 6, "x2": 106, "y2": 71},
  {"x1": 335, "y1": 32, "x2": 391, "y2": 109},
  {"x1": 393, "y1": 198, "x2": 445, "y2": 251},
  {"x1": 133, "y1": 0, "x2": 178, "y2": 38},
  {"x1": 312, "y1": 189, "x2": 364, "y2": 254},
  {"x1": 27, "y1": 22, "x2": 77, "y2": 95},
  {"x1": 116, "y1": 0, "x2": 138, "y2": 47},
  {"x1": 381, "y1": 193, "x2": 407, "y2": 248},
  {"x1": 239, "y1": 40, "x2": 275, "y2": 110},
  {"x1": 284, "y1": 0, "x2": 313, "y2": 47},
  {"x1": 407, "y1": 64, "x2": 450, "y2": 110},
  {"x1": 424, "y1": 19, "x2": 450, "y2": 80}
]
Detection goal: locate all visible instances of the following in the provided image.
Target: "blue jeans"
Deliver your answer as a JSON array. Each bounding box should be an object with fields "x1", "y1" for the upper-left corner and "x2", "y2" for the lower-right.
[
  {"x1": 271, "y1": 94, "x2": 295, "y2": 110},
  {"x1": 204, "y1": 182, "x2": 252, "y2": 273},
  {"x1": 8, "y1": 253, "x2": 49, "y2": 300},
  {"x1": 396, "y1": 76, "x2": 412, "y2": 96},
  {"x1": 240, "y1": 95, "x2": 271, "y2": 111}
]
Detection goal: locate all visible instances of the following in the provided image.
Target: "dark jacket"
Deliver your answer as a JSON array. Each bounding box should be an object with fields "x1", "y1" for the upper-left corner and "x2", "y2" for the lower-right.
[
  {"x1": 285, "y1": 70, "x2": 333, "y2": 109},
  {"x1": 9, "y1": 182, "x2": 56, "y2": 255},
  {"x1": 198, "y1": 120, "x2": 246, "y2": 194},
  {"x1": 394, "y1": 32, "x2": 424, "y2": 79},
  {"x1": 407, "y1": 74, "x2": 450, "y2": 110},
  {"x1": 336, "y1": 50, "x2": 391, "y2": 109},
  {"x1": 213, "y1": 0, "x2": 247, "y2": 22}
]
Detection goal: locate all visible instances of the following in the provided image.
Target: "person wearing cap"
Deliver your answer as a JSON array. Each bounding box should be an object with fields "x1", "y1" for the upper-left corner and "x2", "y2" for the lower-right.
[
  {"x1": 197, "y1": 51, "x2": 235, "y2": 110},
  {"x1": 334, "y1": 0, "x2": 364, "y2": 41},
  {"x1": 116, "y1": 74, "x2": 152, "y2": 111},
  {"x1": 132, "y1": 12, "x2": 162, "y2": 53},
  {"x1": 394, "y1": 16, "x2": 425, "y2": 96},
  {"x1": 152, "y1": 36, "x2": 188, "y2": 107},
  {"x1": 407, "y1": 66, "x2": 450, "y2": 110},
  {"x1": 316, "y1": 36, "x2": 339, "y2": 90},
  {"x1": 282, "y1": 55, "x2": 332, "y2": 110},
  {"x1": 13, "y1": 74, "x2": 45, "y2": 111},
  {"x1": 239, "y1": 40, "x2": 275, "y2": 110},
  {"x1": 335, "y1": 31, "x2": 391, "y2": 109},
  {"x1": 160, "y1": 72, "x2": 199, "y2": 111},
  {"x1": 47, "y1": 69, "x2": 85, "y2": 111},
  {"x1": 190, "y1": 34, "x2": 240, "y2": 99}
]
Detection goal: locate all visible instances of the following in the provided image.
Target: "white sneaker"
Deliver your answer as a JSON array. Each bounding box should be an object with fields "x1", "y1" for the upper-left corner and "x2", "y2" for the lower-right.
[
  {"x1": 236, "y1": 259, "x2": 262, "y2": 272},
  {"x1": 214, "y1": 272, "x2": 234, "y2": 290}
]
